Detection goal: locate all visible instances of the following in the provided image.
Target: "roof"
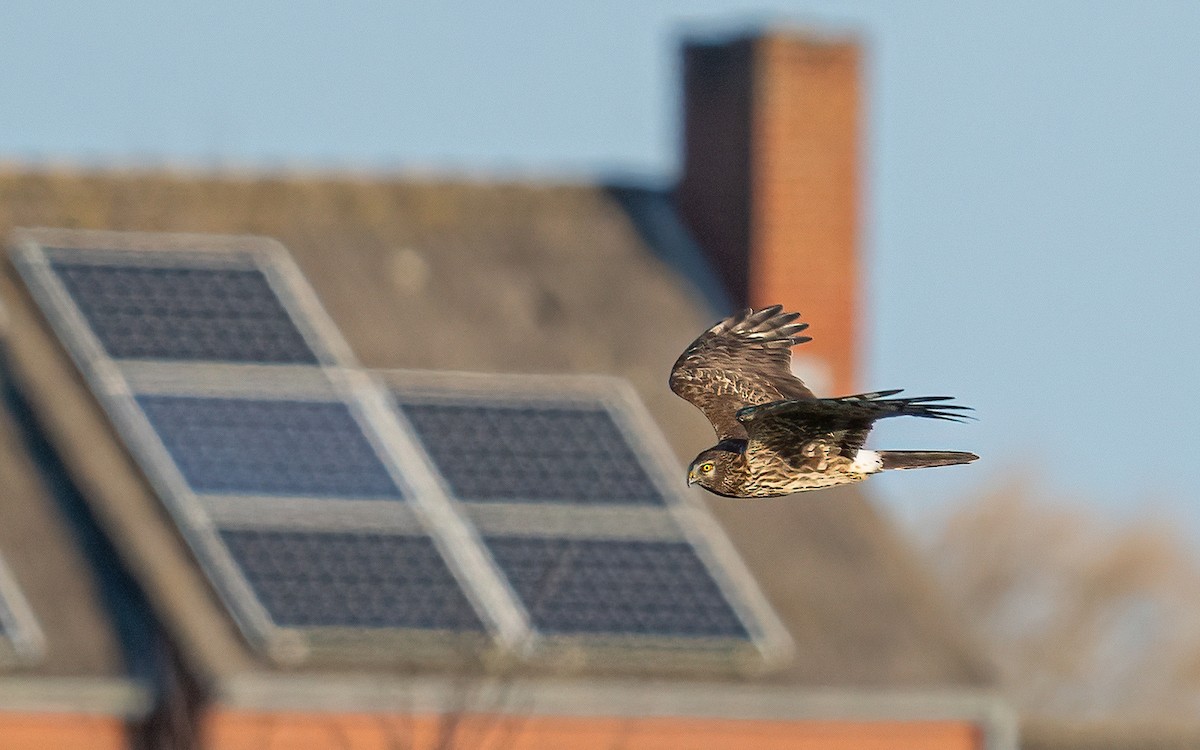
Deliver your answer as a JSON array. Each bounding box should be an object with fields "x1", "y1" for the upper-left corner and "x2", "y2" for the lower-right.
[
  {"x1": 1021, "y1": 721, "x2": 1200, "y2": 750},
  {"x1": 0, "y1": 167, "x2": 994, "y2": 698},
  {"x1": 0, "y1": 340, "x2": 149, "y2": 716}
]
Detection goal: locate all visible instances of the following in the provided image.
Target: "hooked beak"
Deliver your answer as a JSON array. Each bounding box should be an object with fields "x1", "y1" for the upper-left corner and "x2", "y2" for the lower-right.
[{"x1": 687, "y1": 470, "x2": 698, "y2": 486}]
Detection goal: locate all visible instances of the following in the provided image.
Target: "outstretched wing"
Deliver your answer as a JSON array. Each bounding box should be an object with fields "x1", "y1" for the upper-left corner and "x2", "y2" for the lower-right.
[
  {"x1": 669, "y1": 305, "x2": 814, "y2": 440},
  {"x1": 737, "y1": 391, "x2": 973, "y2": 466}
]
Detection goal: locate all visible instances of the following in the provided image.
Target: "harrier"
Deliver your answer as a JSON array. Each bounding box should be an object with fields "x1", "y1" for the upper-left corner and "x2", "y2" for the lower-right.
[{"x1": 670, "y1": 305, "x2": 977, "y2": 498}]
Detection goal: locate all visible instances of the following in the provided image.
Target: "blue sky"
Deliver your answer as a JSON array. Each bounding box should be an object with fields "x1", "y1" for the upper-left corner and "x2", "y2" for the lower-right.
[{"x1": 3, "y1": 2, "x2": 1198, "y2": 529}]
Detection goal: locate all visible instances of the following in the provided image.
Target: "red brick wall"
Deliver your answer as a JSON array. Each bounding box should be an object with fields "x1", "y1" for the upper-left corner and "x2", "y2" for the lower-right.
[
  {"x1": 0, "y1": 714, "x2": 130, "y2": 749},
  {"x1": 202, "y1": 709, "x2": 983, "y2": 750},
  {"x1": 751, "y1": 35, "x2": 861, "y2": 396}
]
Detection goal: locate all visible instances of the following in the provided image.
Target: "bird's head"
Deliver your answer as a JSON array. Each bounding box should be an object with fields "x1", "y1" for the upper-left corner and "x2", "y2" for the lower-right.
[{"x1": 686, "y1": 447, "x2": 737, "y2": 493}]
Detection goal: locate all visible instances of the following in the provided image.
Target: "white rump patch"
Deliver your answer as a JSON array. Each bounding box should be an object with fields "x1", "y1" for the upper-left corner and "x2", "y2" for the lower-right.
[{"x1": 850, "y1": 449, "x2": 883, "y2": 474}]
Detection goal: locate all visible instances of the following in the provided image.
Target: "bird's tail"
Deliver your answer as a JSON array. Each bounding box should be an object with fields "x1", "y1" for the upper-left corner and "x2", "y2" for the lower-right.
[{"x1": 878, "y1": 450, "x2": 979, "y2": 470}]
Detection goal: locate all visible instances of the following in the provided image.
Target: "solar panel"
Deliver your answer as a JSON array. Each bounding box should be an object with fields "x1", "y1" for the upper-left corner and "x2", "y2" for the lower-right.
[
  {"x1": 220, "y1": 529, "x2": 484, "y2": 631},
  {"x1": 484, "y1": 536, "x2": 749, "y2": 638},
  {"x1": 11, "y1": 231, "x2": 790, "y2": 670},
  {"x1": 137, "y1": 395, "x2": 404, "y2": 499},
  {"x1": 387, "y1": 373, "x2": 793, "y2": 665},
  {"x1": 0, "y1": 589, "x2": 16, "y2": 642},
  {"x1": 399, "y1": 402, "x2": 665, "y2": 505},
  {"x1": 0, "y1": 555, "x2": 44, "y2": 665},
  {"x1": 48, "y1": 259, "x2": 320, "y2": 364}
]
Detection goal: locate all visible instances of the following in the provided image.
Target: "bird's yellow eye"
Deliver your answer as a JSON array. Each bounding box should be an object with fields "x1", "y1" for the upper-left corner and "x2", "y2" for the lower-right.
[{"x1": 700, "y1": 462, "x2": 714, "y2": 473}]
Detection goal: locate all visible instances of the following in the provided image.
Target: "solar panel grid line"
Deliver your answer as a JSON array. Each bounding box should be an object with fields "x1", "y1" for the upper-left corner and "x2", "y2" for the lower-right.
[
  {"x1": 383, "y1": 368, "x2": 635, "y2": 403},
  {"x1": 44, "y1": 245, "x2": 261, "y2": 271},
  {"x1": 520, "y1": 634, "x2": 766, "y2": 676},
  {"x1": 119, "y1": 360, "x2": 341, "y2": 399},
  {"x1": 0, "y1": 554, "x2": 45, "y2": 666},
  {"x1": 203, "y1": 496, "x2": 427, "y2": 535},
  {"x1": 246, "y1": 624, "x2": 493, "y2": 666},
  {"x1": 463, "y1": 503, "x2": 684, "y2": 541},
  {"x1": 349, "y1": 371, "x2": 535, "y2": 653}
]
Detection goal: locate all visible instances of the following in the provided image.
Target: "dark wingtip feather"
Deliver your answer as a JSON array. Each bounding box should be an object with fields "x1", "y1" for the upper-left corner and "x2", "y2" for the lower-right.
[
  {"x1": 843, "y1": 389, "x2": 905, "y2": 400},
  {"x1": 741, "y1": 305, "x2": 784, "y2": 332},
  {"x1": 917, "y1": 405, "x2": 977, "y2": 423},
  {"x1": 778, "y1": 321, "x2": 810, "y2": 336},
  {"x1": 835, "y1": 392, "x2": 977, "y2": 423},
  {"x1": 927, "y1": 414, "x2": 976, "y2": 424},
  {"x1": 726, "y1": 305, "x2": 812, "y2": 347}
]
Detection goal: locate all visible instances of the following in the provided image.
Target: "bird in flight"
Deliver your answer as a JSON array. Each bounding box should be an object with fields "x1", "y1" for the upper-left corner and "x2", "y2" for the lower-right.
[{"x1": 670, "y1": 305, "x2": 977, "y2": 498}]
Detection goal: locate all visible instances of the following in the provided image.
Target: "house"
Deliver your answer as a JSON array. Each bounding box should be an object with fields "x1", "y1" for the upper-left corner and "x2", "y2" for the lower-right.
[{"x1": 0, "y1": 28, "x2": 1012, "y2": 749}]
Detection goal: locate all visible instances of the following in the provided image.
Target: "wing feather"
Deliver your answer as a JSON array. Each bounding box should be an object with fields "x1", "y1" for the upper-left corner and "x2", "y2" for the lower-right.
[
  {"x1": 669, "y1": 305, "x2": 814, "y2": 440},
  {"x1": 737, "y1": 393, "x2": 973, "y2": 464}
]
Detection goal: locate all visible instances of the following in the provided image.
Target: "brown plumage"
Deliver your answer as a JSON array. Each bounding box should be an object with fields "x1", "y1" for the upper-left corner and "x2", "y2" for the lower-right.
[{"x1": 670, "y1": 305, "x2": 978, "y2": 498}]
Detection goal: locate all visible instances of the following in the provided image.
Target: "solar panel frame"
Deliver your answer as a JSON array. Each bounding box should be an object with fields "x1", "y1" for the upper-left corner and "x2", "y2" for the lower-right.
[
  {"x1": 7, "y1": 231, "x2": 514, "y2": 665},
  {"x1": 46, "y1": 258, "x2": 323, "y2": 364},
  {"x1": 0, "y1": 554, "x2": 46, "y2": 667},
  {"x1": 11, "y1": 230, "x2": 361, "y2": 370},
  {"x1": 135, "y1": 394, "x2": 408, "y2": 499},
  {"x1": 218, "y1": 527, "x2": 489, "y2": 633},
  {"x1": 384, "y1": 369, "x2": 795, "y2": 671},
  {"x1": 398, "y1": 401, "x2": 667, "y2": 506},
  {"x1": 481, "y1": 536, "x2": 752, "y2": 639}
]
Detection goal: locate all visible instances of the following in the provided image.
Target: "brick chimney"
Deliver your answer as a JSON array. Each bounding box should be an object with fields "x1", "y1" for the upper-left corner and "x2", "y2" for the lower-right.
[{"x1": 677, "y1": 30, "x2": 862, "y2": 397}]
